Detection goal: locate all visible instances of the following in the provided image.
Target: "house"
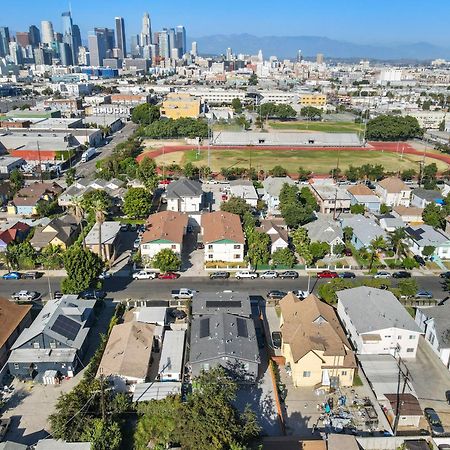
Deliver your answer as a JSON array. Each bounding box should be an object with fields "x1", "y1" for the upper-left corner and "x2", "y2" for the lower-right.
[
  {"x1": 262, "y1": 176, "x2": 296, "y2": 215},
  {"x1": 375, "y1": 177, "x2": 411, "y2": 207},
  {"x1": 384, "y1": 393, "x2": 423, "y2": 428},
  {"x1": 192, "y1": 292, "x2": 252, "y2": 318},
  {"x1": 279, "y1": 293, "x2": 356, "y2": 388},
  {"x1": 0, "y1": 297, "x2": 32, "y2": 368},
  {"x1": 415, "y1": 303, "x2": 450, "y2": 370},
  {"x1": 126, "y1": 306, "x2": 168, "y2": 327},
  {"x1": 378, "y1": 214, "x2": 406, "y2": 232},
  {"x1": 165, "y1": 178, "x2": 204, "y2": 213},
  {"x1": 404, "y1": 224, "x2": 450, "y2": 259},
  {"x1": 340, "y1": 216, "x2": 387, "y2": 250},
  {"x1": 0, "y1": 181, "x2": 11, "y2": 205},
  {"x1": 262, "y1": 437, "x2": 327, "y2": 450},
  {"x1": 229, "y1": 180, "x2": 259, "y2": 208},
  {"x1": 85, "y1": 221, "x2": 122, "y2": 262},
  {"x1": 347, "y1": 184, "x2": 381, "y2": 213},
  {"x1": 0, "y1": 155, "x2": 24, "y2": 175},
  {"x1": 158, "y1": 330, "x2": 186, "y2": 382},
  {"x1": 202, "y1": 211, "x2": 245, "y2": 263},
  {"x1": 258, "y1": 218, "x2": 289, "y2": 254},
  {"x1": 0, "y1": 221, "x2": 30, "y2": 252},
  {"x1": 30, "y1": 215, "x2": 79, "y2": 251},
  {"x1": 140, "y1": 211, "x2": 188, "y2": 261},
  {"x1": 411, "y1": 188, "x2": 444, "y2": 209},
  {"x1": 303, "y1": 214, "x2": 344, "y2": 254},
  {"x1": 96, "y1": 321, "x2": 156, "y2": 392},
  {"x1": 8, "y1": 295, "x2": 95, "y2": 379},
  {"x1": 337, "y1": 287, "x2": 422, "y2": 359},
  {"x1": 34, "y1": 439, "x2": 91, "y2": 450},
  {"x1": 189, "y1": 313, "x2": 260, "y2": 381},
  {"x1": 309, "y1": 182, "x2": 351, "y2": 215},
  {"x1": 392, "y1": 206, "x2": 424, "y2": 225}
]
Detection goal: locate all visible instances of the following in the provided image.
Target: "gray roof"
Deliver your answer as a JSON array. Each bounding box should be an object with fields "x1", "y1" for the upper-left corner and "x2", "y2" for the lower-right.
[
  {"x1": 9, "y1": 348, "x2": 77, "y2": 363},
  {"x1": 412, "y1": 188, "x2": 443, "y2": 202},
  {"x1": 192, "y1": 292, "x2": 252, "y2": 317},
  {"x1": 405, "y1": 224, "x2": 450, "y2": 248},
  {"x1": 418, "y1": 303, "x2": 450, "y2": 348},
  {"x1": 12, "y1": 295, "x2": 95, "y2": 350},
  {"x1": 133, "y1": 382, "x2": 181, "y2": 402},
  {"x1": 304, "y1": 214, "x2": 343, "y2": 244},
  {"x1": 341, "y1": 216, "x2": 387, "y2": 247},
  {"x1": 311, "y1": 184, "x2": 351, "y2": 201},
  {"x1": 229, "y1": 180, "x2": 258, "y2": 201},
  {"x1": 262, "y1": 176, "x2": 295, "y2": 197},
  {"x1": 337, "y1": 287, "x2": 421, "y2": 334},
  {"x1": 190, "y1": 313, "x2": 260, "y2": 365},
  {"x1": 0, "y1": 443, "x2": 28, "y2": 450},
  {"x1": 35, "y1": 440, "x2": 91, "y2": 450},
  {"x1": 85, "y1": 221, "x2": 121, "y2": 246},
  {"x1": 165, "y1": 178, "x2": 203, "y2": 199}
]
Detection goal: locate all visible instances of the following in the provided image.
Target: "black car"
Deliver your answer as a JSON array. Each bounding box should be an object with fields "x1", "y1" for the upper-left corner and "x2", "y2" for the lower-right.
[
  {"x1": 339, "y1": 272, "x2": 356, "y2": 279},
  {"x1": 279, "y1": 271, "x2": 298, "y2": 279},
  {"x1": 22, "y1": 271, "x2": 41, "y2": 279},
  {"x1": 209, "y1": 271, "x2": 230, "y2": 280},
  {"x1": 267, "y1": 290, "x2": 287, "y2": 300},
  {"x1": 424, "y1": 407, "x2": 445, "y2": 436},
  {"x1": 440, "y1": 271, "x2": 450, "y2": 279},
  {"x1": 414, "y1": 255, "x2": 426, "y2": 266},
  {"x1": 392, "y1": 271, "x2": 411, "y2": 279},
  {"x1": 170, "y1": 309, "x2": 187, "y2": 320},
  {"x1": 80, "y1": 289, "x2": 107, "y2": 300},
  {"x1": 272, "y1": 331, "x2": 282, "y2": 349}
]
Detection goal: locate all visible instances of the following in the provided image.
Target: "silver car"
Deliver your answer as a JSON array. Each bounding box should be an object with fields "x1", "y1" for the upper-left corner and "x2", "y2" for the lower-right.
[{"x1": 260, "y1": 271, "x2": 278, "y2": 279}]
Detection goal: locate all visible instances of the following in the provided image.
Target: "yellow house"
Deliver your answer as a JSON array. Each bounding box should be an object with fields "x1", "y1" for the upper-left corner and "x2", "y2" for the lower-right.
[
  {"x1": 298, "y1": 94, "x2": 327, "y2": 109},
  {"x1": 279, "y1": 293, "x2": 356, "y2": 388},
  {"x1": 29, "y1": 215, "x2": 79, "y2": 251},
  {"x1": 161, "y1": 93, "x2": 201, "y2": 119}
]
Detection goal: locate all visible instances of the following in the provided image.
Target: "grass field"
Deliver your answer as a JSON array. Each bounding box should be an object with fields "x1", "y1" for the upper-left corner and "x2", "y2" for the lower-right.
[
  {"x1": 269, "y1": 121, "x2": 365, "y2": 133},
  {"x1": 154, "y1": 148, "x2": 448, "y2": 173}
]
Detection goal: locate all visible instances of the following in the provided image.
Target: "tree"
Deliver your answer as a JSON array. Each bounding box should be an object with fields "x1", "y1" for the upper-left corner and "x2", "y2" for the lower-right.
[
  {"x1": 131, "y1": 103, "x2": 160, "y2": 125},
  {"x1": 380, "y1": 204, "x2": 391, "y2": 215},
  {"x1": 398, "y1": 279, "x2": 419, "y2": 298},
  {"x1": 123, "y1": 188, "x2": 152, "y2": 219},
  {"x1": 6, "y1": 241, "x2": 37, "y2": 270},
  {"x1": 271, "y1": 248, "x2": 296, "y2": 268},
  {"x1": 389, "y1": 227, "x2": 406, "y2": 262},
  {"x1": 318, "y1": 278, "x2": 354, "y2": 304},
  {"x1": 70, "y1": 196, "x2": 86, "y2": 248},
  {"x1": 366, "y1": 115, "x2": 423, "y2": 141},
  {"x1": 39, "y1": 244, "x2": 64, "y2": 270},
  {"x1": 343, "y1": 226, "x2": 353, "y2": 243},
  {"x1": 231, "y1": 98, "x2": 243, "y2": 113},
  {"x1": 61, "y1": 246, "x2": 104, "y2": 294},
  {"x1": 183, "y1": 162, "x2": 199, "y2": 179},
  {"x1": 270, "y1": 165, "x2": 288, "y2": 177},
  {"x1": 298, "y1": 167, "x2": 312, "y2": 181},
  {"x1": 422, "y1": 163, "x2": 438, "y2": 189},
  {"x1": 246, "y1": 232, "x2": 270, "y2": 267},
  {"x1": 220, "y1": 196, "x2": 251, "y2": 219},
  {"x1": 423, "y1": 246, "x2": 436, "y2": 258},
  {"x1": 65, "y1": 167, "x2": 76, "y2": 186},
  {"x1": 345, "y1": 166, "x2": 360, "y2": 182},
  {"x1": 309, "y1": 242, "x2": 330, "y2": 263},
  {"x1": 82, "y1": 190, "x2": 112, "y2": 219},
  {"x1": 292, "y1": 228, "x2": 312, "y2": 265},
  {"x1": 369, "y1": 236, "x2": 386, "y2": 270},
  {"x1": 152, "y1": 249, "x2": 181, "y2": 273},
  {"x1": 81, "y1": 419, "x2": 122, "y2": 450},
  {"x1": 199, "y1": 165, "x2": 212, "y2": 180},
  {"x1": 248, "y1": 73, "x2": 258, "y2": 86},
  {"x1": 301, "y1": 106, "x2": 322, "y2": 120},
  {"x1": 401, "y1": 169, "x2": 416, "y2": 181},
  {"x1": 402, "y1": 257, "x2": 419, "y2": 270},
  {"x1": 10, "y1": 169, "x2": 24, "y2": 194},
  {"x1": 36, "y1": 199, "x2": 60, "y2": 218},
  {"x1": 137, "y1": 157, "x2": 158, "y2": 192},
  {"x1": 423, "y1": 203, "x2": 445, "y2": 229},
  {"x1": 350, "y1": 204, "x2": 365, "y2": 215}
]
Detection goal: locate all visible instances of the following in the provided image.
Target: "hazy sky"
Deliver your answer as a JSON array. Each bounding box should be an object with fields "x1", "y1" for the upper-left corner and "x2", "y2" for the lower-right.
[{"x1": 1, "y1": 0, "x2": 449, "y2": 46}]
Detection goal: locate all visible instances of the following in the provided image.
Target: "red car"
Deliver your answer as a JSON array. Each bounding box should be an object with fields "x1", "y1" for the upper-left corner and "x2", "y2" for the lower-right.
[
  {"x1": 158, "y1": 272, "x2": 179, "y2": 280},
  {"x1": 317, "y1": 270, "x2": 339, "y2": 279}
]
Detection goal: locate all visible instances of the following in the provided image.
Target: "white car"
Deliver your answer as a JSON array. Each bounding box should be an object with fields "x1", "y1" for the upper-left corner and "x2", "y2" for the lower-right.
[
  {"x1": 292, "y1": 290, "x2": 310, "y2": 299},
  {"x1": 374, "y1": 271, "x2": 391, "y2": 279},
  {"x1": 12, "y1": 290, "x2": 40, "y2": 301},
  {"x1": 260, "y1": 271, "x2": 278, "y2": 279},
  {"x1": 235, "y1": 270, "x2": 258, "y2": 280},
  {"x1": 132, "y1": 270, "x2": 158, "y2": 280}
]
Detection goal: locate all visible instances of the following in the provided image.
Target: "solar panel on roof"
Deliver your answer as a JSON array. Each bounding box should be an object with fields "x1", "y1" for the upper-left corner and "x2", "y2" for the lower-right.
[
  {"x1": 199, "y1": 318, "x2": 210, "y2": 338},
  {"x1": 236, "y1": 318, "x2": 248, "y2": 338},
  {"x1": 205, "y1": 301, "x2": 242, "y2": 308},
  {"x1": 51, "y1": 315, "x2": 81, "y2": 341}
]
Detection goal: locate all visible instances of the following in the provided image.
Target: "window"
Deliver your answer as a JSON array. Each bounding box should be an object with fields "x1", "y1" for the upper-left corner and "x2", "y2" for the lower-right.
[
  {"x1": 208, "y1": 245, "x2": 213, "y2": 250},
  {"x1": 33, "y1": 342, "x2": 40, "y2": 349},
  {"x1": 407, "y1": 348, "x2": 414, "y2": 353},
  {"x1": 341, "y1": 371, "x2": 347, "y2": 376},
  {"x1": 409, "y1": 335, "x2": 416, "y2": 340},
  {"x1": 234, "y1": 245, "x2": 240, "y2": 250},
  {"x1": 50, "y1": 341, "x2": 56, "y2": 349},
  {"x1": 398, "y1": 335, "x2": 402, "y2": 340},
  {"x1": 234, "y1": 254, "x2": 240, "y2": 259},
  {"x1": 202, "y1": 363, "x2": 210, "y2": 371},
  {"x1": 385, "y1": 335, "x2": 391, "y2": 338},
  {"x1": 303, "y1": 371, "x2": 311, "y2": 378},
  {"x1": 171, "y1": 245, "x2": 176, "y2": 250},
  {"x1": 208, "y1": 254, "x2": 213, "y2": 259},
  {"x1": 14, "y1": 363, "x2": 19, "y2": 370}
]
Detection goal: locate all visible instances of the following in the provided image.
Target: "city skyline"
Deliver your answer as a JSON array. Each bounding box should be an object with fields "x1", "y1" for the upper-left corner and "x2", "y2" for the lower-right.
[{"x1": 0, "y1": 0, "x2": 449, "y2": 46}]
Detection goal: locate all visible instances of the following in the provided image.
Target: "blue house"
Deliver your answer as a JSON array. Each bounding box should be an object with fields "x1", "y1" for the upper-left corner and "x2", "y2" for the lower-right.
[
  {"x1": 8, "y1": 295, "x2": 95, "y2": 381},
  {"x1": 340, "y1": 216, "x2": 387, "y2": 250},
  {"x1": 347, "y1": 184, "x2": 381, "y2": 214}
]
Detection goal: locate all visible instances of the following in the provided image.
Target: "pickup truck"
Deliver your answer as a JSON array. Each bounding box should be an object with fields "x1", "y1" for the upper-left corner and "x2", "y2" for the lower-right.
[
  {"x1": 11, "y1": 290, "x2": 40, "y2": 301},
  {"x1": 235, "y1": 270, "x2": 258, "y2": 280},
  {"x1": 133, "y1": 270, "x2": 157, "y2": 280},
  {"x1": 171, "y1": 288, "x2": 196, "y2": 299}
]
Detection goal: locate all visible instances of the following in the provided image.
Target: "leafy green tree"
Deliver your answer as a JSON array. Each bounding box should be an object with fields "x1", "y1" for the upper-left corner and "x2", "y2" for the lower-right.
[
  {"x1": 131, "y1": 103, "x2": 160, "y2": 125},
  {"x1": 10, "y1": 169, "x2": 24, "y2": 194},
  {"x1": 143, "y1": 117, "x2": 208, "y2": 139},
  {"x1": 6, "y1": 241, "x2": 37, "y2": 270},
  {"x1": 402, "y1": 257, "x2": 419, "y2": 270},
  {"x1": 152, "y1": 249, "x2": 181, "y2": 272},
  {"x1": 309, "y1": 242, "x2": 330, "y2": 263},
  {"x1": 81, "y1": 419, "x2": 122, "y2": 450},
  {"x1": 270, "y1": 165, "x2": 288, "y2": 177},
  {"x1": 39, "y1": 244, "x2": 64, "y2": 269},
  {"x1": 318, "y1": 278, "x2": 354, "y2": 304},
  {"x1": 343, "y1": 226, "x2": 353, "y2": 243},
  {"x1": 66, "y1": 167, "x2": 76, "y2": 186},
  {"x1": 248, "y1": 73, "x2": 258, "y2": 85},
  {"x1": 389, "y1": 227, "x2": 407, "y2": 262},
  {"x1": 137, "y1": 156, "x2": 159, "y2": 191},
  {"x1": 292, "y1": 227, "x2": 313, "y2": 265},
  {"x1": 82, "y1": 190, "x2": 112, "y2": 219},
  {"x1": 300, "y1": 106, "x2": 322, "y2": 120},
  {"x1": 247, "y1": 232, "x2": 270, "y2": 267},
  {"x1": 299, "y1": 187, "x2": 319, "y2": 211},
  {"x1": 199, "y1": 165, "x2": 212, "y2": 180},
  {"x1": 183, "y1": 162, "x2": 199, "y2": 179},
  {"x1": 366, "y1": 115, "x2": 423, "y2": 141},
  {"x1": 422, "y1": 203, "x2": 445, "y2": 229},
  {"x1": 36, "y1": 199, "x2": 61, "y2": 218},
  {"x1": 345, "y1": 166, "x2": 360, "y2": 182},
  {"x1": 61, "y1": 246, "x2": 104, "y2": 294},
  {"x1": 398, "y1": 279, "x2": 419, "y2": 298},
  {"x1": 271, "y1": 248, "x2": 296, "y2": 268},
  {"x1": 369, "y1": 236, "x2": 386, "y2": 270},
  {"x1": 123, "y1": 188, "x2": 152, "y2": 219},
  {"x1": 423, "y1": 246, "x2": 436, "y2": 258},
  {"x1": 350, "y1": 204, "x2": 365, "y2": 215},
  {"x1": 401, "y1": 169, "x2": 416, "y2": 181},
  {"x1": 422, "y1": 163, "x2": 438, "y2": 189},
  {"x1": 298, "y1": 167, "x2": 312, "y2": 181},
  {"x1": 380, "y1": 204, "x2": 391, "y2": 215},
  {"x1": 220, "y1": 197, "x2": 251, "y2": 219},
  {"x1": 231, "y1": 98, "x2": 243, "y2": 113}
]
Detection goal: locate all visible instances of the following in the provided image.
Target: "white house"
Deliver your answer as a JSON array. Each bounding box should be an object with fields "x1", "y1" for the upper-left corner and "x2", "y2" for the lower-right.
[
  {"x1": 262, "y1": 176, "x2": 296, "y2": 215},
  {"x1": 304, "y1": 214, "x2": 344, "y2": 254},
  {"x1": 258, "y1": 218, "x2": 289, "y2": 254},
  {"x1": 202, "y1": 211, "x2": 245, "y2": 263},
  {"x1": 415, "y1": 303, "x2": 450, "y2": 370},
  {"x1": 337, "y1": 287, "x2": 422, "y2": 359},
  {"x1": 375, "y1": 177, "x2": 411, "y2": 207},
  {"x1": 405, "y1": 224, "x2": 450, "y2": 259},
  {"x1": 140, "y1": 211, "x2": 188, "y2": 261},
  {"x1": 158, "y1": 330, "x2": 186, "y2": 382},
  {"x1": 229, "y1": 180, "x2": 258, "y2": 208},
  {"x1": 165, "y1": 178, "x2": 204, "y2": 213}
]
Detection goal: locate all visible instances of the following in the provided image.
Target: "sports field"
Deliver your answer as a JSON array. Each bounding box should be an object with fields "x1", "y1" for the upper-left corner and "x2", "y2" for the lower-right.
[
  {"x1": 269, "y1": 121, "x2": 365, "y2": 133},
  {"x1": 154, "y1": 148, "x2": 448, "y2": 174}
]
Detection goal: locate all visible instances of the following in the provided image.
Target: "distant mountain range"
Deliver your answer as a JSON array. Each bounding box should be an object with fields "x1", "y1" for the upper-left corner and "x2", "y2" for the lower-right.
[{"x1": 189, "y1": 34, "x2": 450, "y2": 61}]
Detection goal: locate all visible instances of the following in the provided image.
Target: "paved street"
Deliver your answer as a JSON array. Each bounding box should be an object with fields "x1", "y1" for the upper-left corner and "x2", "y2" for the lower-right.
[{"x1": 0, "y1": 275, "x2": 447, "y2": 302}]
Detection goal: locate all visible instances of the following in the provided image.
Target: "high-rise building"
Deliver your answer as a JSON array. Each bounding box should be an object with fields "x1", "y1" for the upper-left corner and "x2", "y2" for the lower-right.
[
  {"x1": 88, "y1": 32, "x2": 107, "y2": 66},
  {"x1": 158, "y1": 30, "x2": 170, "y2": 59},
  {"x1": 54, "y1": 32, "x2": 63, "y2": 44},
  {"x1": 59, "y1": 42, "x2": 73, "y2": 66},
  {"x1": 297, "y1": 49, "x2": 303, "y2": 63},
  {"x1": 62, "y1": 11, "x2": 78, "y2": 64},
  {"x1": 175, "y1": 25, "x2": 186, "y2": 56},
  {"x1": 130, "y1": 35, "x2": 140, "y2": 57},
  {"x1": 41, "y1": 21, "x2": 54, "y2": 45},
  {"x1": 257, "y1": 49, "x2": 263, "y2": 62},
  {"x1": 29, "y1": 25, "x2": 41, "y2": 48},
  {"x1": 78, "y1": 46, "x2": 90, "y2": 65},
  {"x1": 73, "y1": 24, "x2": 82, "y2": 55},
  {"x1": 94, "y1": 28, "x2": 115, "y2": 53},
  {"x1": 115, "y1": 17, "x2": 126, "y2": 58},
  {"x1": 316, "y1": 53, "x2": 324, "y2": 64},
  {"x1": 140, "y1": 12, "x2": 152, "y2": 46},
  {"x1": 168, "y1": 28, "x2": 176, "y2": 55},
  {"x1": 16, "y1": 32, "x2": 30, "y2": 48},
  {"x1": 34, "y1": 47, "x2": 52, "y2": 65},
  {"x1": 9, "y1": 41, "x2": 22, "y2": 65},
  {"x1": 0, "y1": 27, "x2": 11, "y2": 57},
  {"x1": 191, "y1": 41, "x2": 198, "y2": 58},
  {"x1": 226, "y1": 47, "x2": 233, "y2": 61}
]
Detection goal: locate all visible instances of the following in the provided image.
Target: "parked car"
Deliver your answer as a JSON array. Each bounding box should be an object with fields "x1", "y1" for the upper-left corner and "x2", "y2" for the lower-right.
[
  {"x1": 272, "y1": 331, "x2": 282, "y2": 349},
  {"x1": 424, "y1": 407, "x2": 445, "y2": 436},
  {"x1": 2, "y1": 272, "x2": 21, "y2": 280},
  {"x1": 209, "y1": 271, "x2": 230, "y2": 280},
  {"x1": 260, "y1": 271, "x2": 278, "y2": 279},
  {"x1": 267, "y1": 290, "x2": 288, "y2": 300},
  {"x1": 120, "y1": 223, "x2": 129, "y2": 232},
  {"x1": 79, "y1": 289, "x2": 107, "y2": 300},
  {"x1": 414, "y1": 255, "x2": 426, "y2": 266},
  {"x1": 392, "y1": 271, "x2": 411, "y2": 279},
  {"x1": 133, "y1": 238, "x2": 141, "y2": 249},
  {"x1": 171, "y1": 289, "x2": 196, "y2": 299},
  {"x1": 170, "y1": 309, "x2": 187, "y2": 320},
  {"x1": 339, "y1": 272, "x2": 356, "y2": 279},
  {"x1": 415, "y1": 290, "x2": 433, "y2": 299},
  {"x1": 11, "y1": 290, "x2": 40, "y2": 301},
  {"x1": 292, "y1": 290, "x2": 310, "y2": 299},
  {"x1": 22, "y1": 271, "x2": 41, "y2": 279},
  {"x1": 279, "y1": 271, "x2": 299, "y2": 279},
  {"x1": 53, "y1": 291, "x2": 64, "y2": 300},
  {"x1": 317, "y1": 270, "x2": 338, "y2": 279},
  {"x1": 374, "y1": 271, "x2": 391, "y2": 279},
  {"x1": 133, "y1": 270, "x2": 158, "y2": 280},
  {"x1": 99, "y1": 271, "x2": 112, "y2": 280},
  {"x1": 440, "y1": 272, "x2": 450, "y2": 279},
  {"x1": 0, "y1": 418, "x2": 11, "y2": 441},
  {"x1": 235, "y1": 270, "x2": 258, "y2": 280},
  {"x1": 158, "y1": 272, "x2": 180, "y2": 280},
  {"x1": 343, "y1": 248, "x2": 353, "y2": 256}
]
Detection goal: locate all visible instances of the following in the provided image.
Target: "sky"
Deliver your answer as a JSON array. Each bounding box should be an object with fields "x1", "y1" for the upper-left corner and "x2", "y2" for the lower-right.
[{"x1": 1, "y1": 0, "x2": 449, "y2": 46}]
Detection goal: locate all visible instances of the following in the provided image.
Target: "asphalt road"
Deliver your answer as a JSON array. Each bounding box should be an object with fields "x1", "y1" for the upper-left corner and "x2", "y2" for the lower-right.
[{"x1": 0, "y1": 275, "x2": 447, "y2": 302}]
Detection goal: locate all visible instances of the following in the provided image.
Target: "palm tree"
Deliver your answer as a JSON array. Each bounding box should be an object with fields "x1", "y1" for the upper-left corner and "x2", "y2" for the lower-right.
[
  {"x1": 369, "y1": 236, "x2": 387, "y2": 270},
  {"x1": 70, "y1": 196, "x2": 86, "y2": 249},
  {"x1": 92, "y1": 199, "x2": 107, "y2": 262},
  {"x1": 389, "y1": 227, "x2": 407, "y2": 262}
]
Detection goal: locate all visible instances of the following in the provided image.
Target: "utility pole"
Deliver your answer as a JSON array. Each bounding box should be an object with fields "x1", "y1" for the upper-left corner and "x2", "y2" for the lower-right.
[
  {"x1": 393, "y1": 356, "x2": 411, "y2": 436},
  {"x1": 100, "y1": 373, "x2": 106, "y2": 422}
]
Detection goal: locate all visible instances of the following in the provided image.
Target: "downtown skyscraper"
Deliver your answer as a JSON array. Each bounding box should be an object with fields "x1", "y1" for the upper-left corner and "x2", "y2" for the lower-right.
[
  {"x1": 115, "y1": 17, "x2": 126, "y2": 58},
  {"x1": 140, "y1": 12, "x2": 152, "y2": 46},
  {"x1": 61, "y1": 11, "x2": 75, "y2": 65}
]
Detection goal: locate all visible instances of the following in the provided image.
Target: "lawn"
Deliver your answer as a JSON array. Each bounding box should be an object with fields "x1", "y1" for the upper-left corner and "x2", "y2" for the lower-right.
[
  {"x1": 154, "y1": 148, "x2": 448, "y2": 173},
  {"x1": 269, "y1": 121, "x2": 365, "y2": 134}
]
